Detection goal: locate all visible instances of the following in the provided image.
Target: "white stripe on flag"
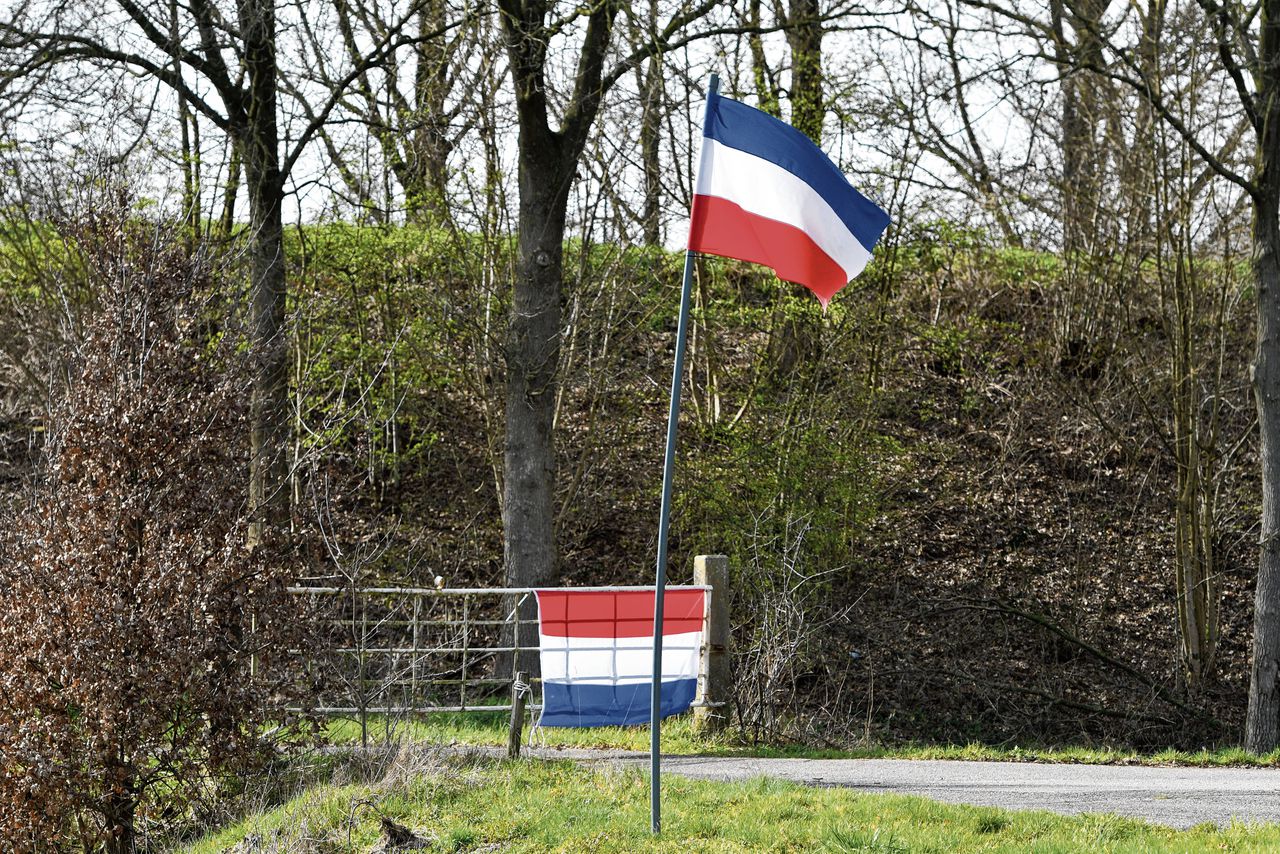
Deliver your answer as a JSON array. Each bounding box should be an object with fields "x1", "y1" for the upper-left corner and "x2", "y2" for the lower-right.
[
  {"x1": 695, "y1": 138, "x2": 874, "y2": 280},
  {"x1": 539, "y1": 630, "x2": 702, "y2": 685}
]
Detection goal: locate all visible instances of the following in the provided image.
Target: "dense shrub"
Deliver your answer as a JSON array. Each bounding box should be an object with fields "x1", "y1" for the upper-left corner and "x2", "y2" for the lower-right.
[{"x1": 0, "y1": 209, "x2": 310, "y2": 852}]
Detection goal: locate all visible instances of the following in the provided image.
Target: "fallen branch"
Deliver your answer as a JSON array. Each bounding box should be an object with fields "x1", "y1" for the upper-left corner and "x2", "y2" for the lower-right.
[
  {"x1": 932, "y1": 667, "x2": 1178, "y2": 726},
  {"x1": 935, "y1": 598, "x2": 1220, "y2": 726}
]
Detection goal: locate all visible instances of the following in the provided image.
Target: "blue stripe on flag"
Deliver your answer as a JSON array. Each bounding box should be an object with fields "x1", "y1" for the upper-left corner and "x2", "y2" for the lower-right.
[
  {"x1": 703, "y1": 92, "x2": 890, "y2": 252},
  {"x1": 539, "y1": 678, "x2": 698, "y2": 727}
]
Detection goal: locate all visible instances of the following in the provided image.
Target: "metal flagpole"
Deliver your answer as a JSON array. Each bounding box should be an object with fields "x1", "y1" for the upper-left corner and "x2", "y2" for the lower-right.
[{"x1": 651, "y1": 71, "x2": 718, "y2": 835}]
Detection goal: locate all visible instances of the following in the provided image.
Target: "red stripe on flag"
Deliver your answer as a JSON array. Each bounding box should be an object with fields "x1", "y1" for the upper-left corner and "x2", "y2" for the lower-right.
[
  {"x1": 688, "y1": 193, "x2": 848, "y2": 304},
  {"x1": 536, "y1": 589, "x2": 705, "y2": 638}
]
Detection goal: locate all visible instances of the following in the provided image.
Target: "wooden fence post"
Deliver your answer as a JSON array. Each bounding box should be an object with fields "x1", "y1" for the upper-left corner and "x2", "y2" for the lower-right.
[
  {"x1": 508, "y1": 670, "x2": 527, "y2": 758},
  {"x1": 694, "y1": 554, "x2": 730, "y2": 733}
]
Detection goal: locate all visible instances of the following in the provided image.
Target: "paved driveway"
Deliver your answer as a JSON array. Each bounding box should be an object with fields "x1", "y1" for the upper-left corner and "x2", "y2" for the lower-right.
[
  {"x1": 499, "y1": 748, "x2": 1280, "y2": 829},
  {"x1": 642, "y1": 755, "x2": 1280, "y2": 829}
]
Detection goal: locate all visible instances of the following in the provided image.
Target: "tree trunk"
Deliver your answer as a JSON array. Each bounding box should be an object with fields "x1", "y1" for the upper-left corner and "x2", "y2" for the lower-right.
[
  {"x1": 766, "y1": 0, "x2": 825, "y2": 374},
  {"x1": 786, "y1": 0, "x2": 824, "y2": 145},
  {"x1": 405, "y1": 0, "x2": 454, "y2": 226},
  {"x1": 640, "y1": 48, "x2": 663, "y2": 246},
  {"x1": 1171, "y1": 247, "x2": 1219, "y2": 688},
  {"x1": 748, "y1": 0, "x2": 781, "y2": 118},
  {"x1": 101, "y1": 789, "x2": 136, "y2": 854},
  {"x1": 244, "y1": 154, "x2": 287, "y2": 541},
  {"x1": 219, "y1": 142, "x2": 241, "y2": 240},
  {"x1": 1244, "y1": 0, "x2": 1280, "y2": 753},
  {"x1": 1118, "y1": 0, "x2": 1164, "y2": 256},
  {"x1": 169, "y1": 0, "x2": 199, "y2": 242},
  {"x1": 496, "y1": 0, "x2": 621, "y2": 674},
  {"x1": 1247, "y1": 189, "x2": 1280, "y2": 751},
  {"x1": 1052, "y1": 0, "x2": 1111, "y2": 254},
  {"x1": 503, "y1": 138, "x2": 572, "y2": 668},
  {"x1": 238, "y1": 0, "x2": 289, "y2": 543}
]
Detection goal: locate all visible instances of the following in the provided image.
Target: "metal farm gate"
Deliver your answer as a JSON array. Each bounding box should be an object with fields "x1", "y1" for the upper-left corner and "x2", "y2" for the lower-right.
[{"x1": 288, "y1": 579, "x2": 723, "y2": 722}]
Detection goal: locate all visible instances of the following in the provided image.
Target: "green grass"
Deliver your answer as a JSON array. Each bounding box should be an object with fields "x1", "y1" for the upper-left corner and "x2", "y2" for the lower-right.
[
  {"x1": 183, "y1": 753, "x2": 1280, "y2": 852},
  {"x1": 734, "y1": 743, "x2": 1280, "y2": 768},
  {"x1": 323, "y1": 713, "x2": 1280, "y2": 768},
  {"x1": 325, "y1": 710, "x2": 727, "y2": 755}
]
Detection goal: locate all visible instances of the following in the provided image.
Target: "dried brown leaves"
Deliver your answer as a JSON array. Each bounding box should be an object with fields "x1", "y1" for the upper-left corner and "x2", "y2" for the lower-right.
[{"x1": 0, "y1": 207, "x2": 311, "y2": 851}]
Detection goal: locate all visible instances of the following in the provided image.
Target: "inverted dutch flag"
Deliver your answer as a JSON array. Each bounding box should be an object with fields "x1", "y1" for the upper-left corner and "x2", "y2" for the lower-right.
[
  {"x1": 689, "y1": 91, "x2": 891, "y2": 306},
  {"x1": 536, "y1": 588, "x2": 705, "y2": 727}
]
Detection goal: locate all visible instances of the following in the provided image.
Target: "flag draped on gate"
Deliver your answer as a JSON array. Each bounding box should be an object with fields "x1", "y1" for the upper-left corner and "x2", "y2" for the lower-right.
[
  {"x1": 536, "y1": 588, "x2": 706, "y2": 727},
  {"x1": 688, "y1": 90, "x2": 890, "y2": 306}
]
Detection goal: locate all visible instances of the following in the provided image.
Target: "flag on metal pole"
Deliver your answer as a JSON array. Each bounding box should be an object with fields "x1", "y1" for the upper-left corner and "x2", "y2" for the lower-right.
[
  {"x1": 689, "y1": 91, "x2": 890, "y2": 305},
  {"x1": 650, "y1": 75, "x2": 889, "y2": 834}
]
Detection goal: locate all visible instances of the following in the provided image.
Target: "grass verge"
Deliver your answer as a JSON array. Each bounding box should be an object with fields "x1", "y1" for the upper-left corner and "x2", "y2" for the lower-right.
[
  {"x1": 184, "y1": 750, "x2": 1280, "y2": 853},
  {"x1": 325, "y1": 711, "x2": 723, "y2": 755},
  {"x1": 324, "y1": 713, "x2": 1280, "y2": 768}
]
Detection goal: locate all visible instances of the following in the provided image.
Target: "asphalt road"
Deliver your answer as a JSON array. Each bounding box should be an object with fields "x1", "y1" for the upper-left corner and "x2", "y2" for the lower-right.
[
  {"x1": 648, "y1": 755, "x2": 1280, "y2": 829},
  {"x1": 508, "y1": 748, "x2": 1280, "y2": 829}
]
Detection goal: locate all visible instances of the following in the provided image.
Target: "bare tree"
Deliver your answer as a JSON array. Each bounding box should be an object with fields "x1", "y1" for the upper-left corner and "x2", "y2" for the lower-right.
[
  {"x1": 635, "y1": 0, "x2": 668, "y2": 246},
  {"x1": 1050, "y1": 0, "x2": 1112, "y2": 254},
  {"x1": 963, "y1": 0, "x2": 1280, "y2": 750},
  {"x1": 494, "y1": 0, "x2": 746, "y2": 656},
  {"x1": 296, "y1": 0, "x2": 495, "y2": 225},
  {"x1": 0, "y1": 0, "x2": 438, "y2": 542},
  {"x1": 739, "y1": 0, "x2": 831, "y2": 141}
]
